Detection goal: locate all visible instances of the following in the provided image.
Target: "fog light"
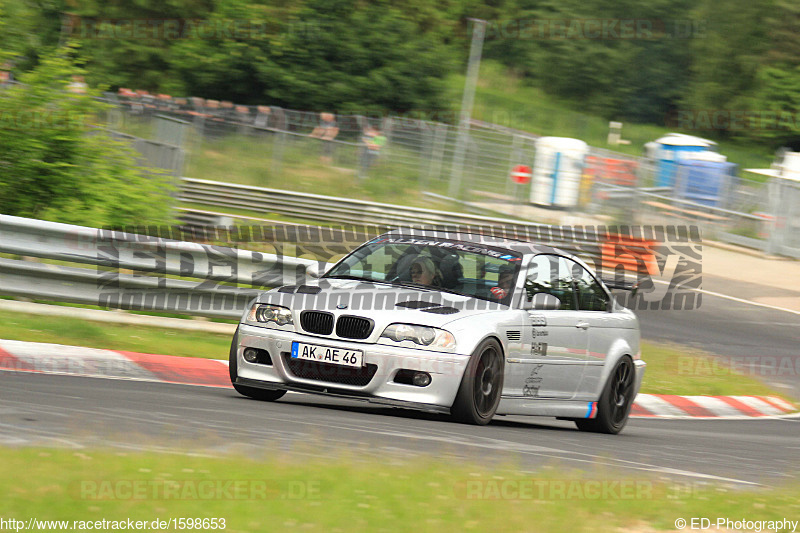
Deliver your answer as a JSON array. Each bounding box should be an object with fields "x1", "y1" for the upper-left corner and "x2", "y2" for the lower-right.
[
  {"x1": 412, "y1": 372, "x2": 431, "y2": 387},
  {"x1": 243, "y1": 348, "x2": 259, "y2": 363}
]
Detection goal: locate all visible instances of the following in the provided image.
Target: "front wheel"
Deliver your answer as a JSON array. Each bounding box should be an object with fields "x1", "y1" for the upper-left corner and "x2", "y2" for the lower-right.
[
  {"x1": 575, "y1": 355, "x2": 635, "y2": 434},
  {"x1": 229, "y1": 327, "x2": 286, "y2": 402},
  {"x1": 451, "y1": 338, "x2": 504, "y2": 425}
]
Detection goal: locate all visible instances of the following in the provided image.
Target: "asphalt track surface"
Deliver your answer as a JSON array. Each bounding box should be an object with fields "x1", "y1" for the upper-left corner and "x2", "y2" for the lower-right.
[
  {"x1": 637, "y1": 273, "x2": 800, "y2": 399},
  {"x1": 1, "y1": 270, "x2": 798, "y2": 487},
  {"x1": 1, "y1": 371, "x2": 798, "y2": 488}
]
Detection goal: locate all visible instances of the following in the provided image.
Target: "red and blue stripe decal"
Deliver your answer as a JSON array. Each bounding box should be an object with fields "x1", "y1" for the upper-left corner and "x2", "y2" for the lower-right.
[{"x1": 585, "y1": 402, "x2": 597, "y2": 418}]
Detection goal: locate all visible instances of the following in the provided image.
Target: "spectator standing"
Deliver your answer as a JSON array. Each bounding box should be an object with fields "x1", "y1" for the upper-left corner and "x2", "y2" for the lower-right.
[
  {"x1": 67, "y1": 75, "x2": 87, "y2": 94},
  {"x1": 359, "y1": 125, "x2": 386, "y2": 179},
  {"x1": 0, "y1": 63, "x2": 12, "y2": 87},
  {"x1": 254, "y1": 106, "x2": 271, "y2": 129},
  {"x1": 309, "y1": 112, "x2": 339, "y2": 164}
]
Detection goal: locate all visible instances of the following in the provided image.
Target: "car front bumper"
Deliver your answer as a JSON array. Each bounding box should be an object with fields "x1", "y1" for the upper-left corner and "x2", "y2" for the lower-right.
[{"x1": 235, "y1": 323, "x2": 471, "y2": 411}]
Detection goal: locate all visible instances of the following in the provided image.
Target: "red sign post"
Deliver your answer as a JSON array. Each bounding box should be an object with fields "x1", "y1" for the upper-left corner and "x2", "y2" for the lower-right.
[{"x1": 511, "y1": 164, "x2": 532, "y2": 184}]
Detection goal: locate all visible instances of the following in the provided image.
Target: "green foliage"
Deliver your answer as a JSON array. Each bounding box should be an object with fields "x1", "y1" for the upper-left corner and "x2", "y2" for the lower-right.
[
  {"x1": 481, "y1": 0, "x2": 696, "y2": 123},
  {"x1": 266, "y1": 0, "x2": 454, "y2": 112},
  {"x1": 0, "y1": 47, "x2": 175, "y2": 227},
  {"x1": 734, "y1": 0, "x2": 800, "y2": 147},
  {"x1": 745, "y1": 66, "x2": 800, "y2": 146},
  {"x1": 0, "y1": 0, "x2": 63, "y2": 72},
  {"x1": 5, "y1": 0, "x2": 456, "y2": 112},
  {"x1": 684, "y1": 0, "x2": 774, "y2": 128},
  {"x1": 2, "y1": 0, "x2": 800, "y2": 150}
]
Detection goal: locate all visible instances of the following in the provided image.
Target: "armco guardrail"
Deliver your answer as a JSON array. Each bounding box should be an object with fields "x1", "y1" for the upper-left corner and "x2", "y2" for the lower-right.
[
  {"x1": 178, "y1": 178, "x2": 607, "y2": 249},
  {"x1": 0, "y1": 256, "x2": 255, "y2": 318},
  {"x1": 0, "y1": 215, "x2": 319, "y2": 319},
  {"x1": 0, "y1": 209, "x2": 679, "y2": 318},
  {"x1": 176, "y1": 178, "x2": 672, "y2": 274},
  {"x1": 179, "y1": 177, "x2": 547, "y2": 228}
]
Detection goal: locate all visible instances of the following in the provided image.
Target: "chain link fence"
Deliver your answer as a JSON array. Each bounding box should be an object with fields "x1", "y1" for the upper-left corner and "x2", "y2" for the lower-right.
[{"x1": 99, "y1": 91, "x2": 797, "y2": 258}]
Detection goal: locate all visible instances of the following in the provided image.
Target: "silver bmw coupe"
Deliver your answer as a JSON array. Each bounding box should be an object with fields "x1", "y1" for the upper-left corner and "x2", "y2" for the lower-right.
[{"x1": 230, "y1": 230, "x2": 644, "y2": 434}]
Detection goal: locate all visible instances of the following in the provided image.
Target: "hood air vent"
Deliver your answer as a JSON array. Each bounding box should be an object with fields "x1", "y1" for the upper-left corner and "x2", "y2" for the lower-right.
[
  {"x1": 396, "y1": 301, "x2": 440, "y2": 309},
  {"x1": 420, "y1": 306, "x2": 459, "y2": 315}
]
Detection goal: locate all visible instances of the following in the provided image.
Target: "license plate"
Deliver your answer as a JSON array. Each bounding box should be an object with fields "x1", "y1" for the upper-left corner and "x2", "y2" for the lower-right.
[{"x1": 291, "y1": 342, "x2": 364, "y2": 367}]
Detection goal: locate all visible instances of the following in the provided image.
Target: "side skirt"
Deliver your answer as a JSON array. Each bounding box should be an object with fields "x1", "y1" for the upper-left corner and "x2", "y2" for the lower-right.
[{"x1": 497, "y1": 396, "x2": 598, "y2": 419}]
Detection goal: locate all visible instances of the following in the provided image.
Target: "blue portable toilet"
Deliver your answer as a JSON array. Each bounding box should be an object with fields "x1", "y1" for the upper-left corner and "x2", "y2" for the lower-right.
[
  {"x1": 653, "y1": 134, "x2": 718, "y2": 187},
  {"x1": 674, "y1": 155, "x2": 738, "y2": 207}
]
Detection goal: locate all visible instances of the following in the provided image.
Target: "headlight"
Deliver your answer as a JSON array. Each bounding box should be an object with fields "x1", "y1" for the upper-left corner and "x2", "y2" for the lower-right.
[
  {"x1": 248, "y1": 303, "x2": 293, "y2": 326},
  {"x1": 381, "y1": 324, "x2": 455, "y2": 349}
]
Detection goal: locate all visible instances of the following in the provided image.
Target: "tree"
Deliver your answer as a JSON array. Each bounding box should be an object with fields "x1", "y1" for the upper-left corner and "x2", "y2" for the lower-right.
[
  {"x1": 0, "y1": 46, "x2": 175, "y2": 227},
  {"x1": 683, "y1": 0, "x2": 774, "y2": 127},
  {"x1": 481, "y1": 0, "x2": 695, "y2": 123},
  {"x1": 742, "y1": 0, "x2": 800, "y2": 147},
  {"x1": 166, "y1": 0, "x2": 455, "y2": 111}
]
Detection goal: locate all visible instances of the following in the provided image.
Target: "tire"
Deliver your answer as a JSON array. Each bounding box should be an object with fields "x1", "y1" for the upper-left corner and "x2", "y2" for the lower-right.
[
  {"x1": 575, "y1": 355, "x2": 635, "y2": 434},
  {"x1": 451, "y1": 338, "x2": 504, "y2": 425},
  {"x1": 229, "y1": 326, "x2": 286, "y2": 402}
]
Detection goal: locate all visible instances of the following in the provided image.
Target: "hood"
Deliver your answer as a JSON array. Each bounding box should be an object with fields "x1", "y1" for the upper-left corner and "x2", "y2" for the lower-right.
[{"x1": 257, "y1": 278, "x2": 508, "y2": 333}]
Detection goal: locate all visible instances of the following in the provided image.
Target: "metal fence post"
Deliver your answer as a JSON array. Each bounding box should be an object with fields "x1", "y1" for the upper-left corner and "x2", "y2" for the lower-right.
[
  {"x1": 425, "y1": 123, "x2": 448, "y2": 188},
  {"x1": 766, "y1": 178, "x2": 784, "y2": 255},
  {"x1": 449, "y1": 19, "x2": 486, "y2": 200},
  {"x1": 272, "y1": 106, "x2": 286, "y2": 177},
  {"x1": 418, "y1": 121, "x2": 433, "y2": 191},
  {"x1": 383, "y1": 116, "x2": 394, "y2": 167},
  {"x1": 505, "y1": 134, "x2": 523, "y2": 199}
]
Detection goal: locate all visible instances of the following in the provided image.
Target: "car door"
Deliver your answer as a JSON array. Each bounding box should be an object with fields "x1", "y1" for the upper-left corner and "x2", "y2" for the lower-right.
[
  {"x1": 564, "y1": 258, "x2": 629, "y2": 401},
  {"x1": 506, "y1": 254, "x2": 589, "y2": 400}
]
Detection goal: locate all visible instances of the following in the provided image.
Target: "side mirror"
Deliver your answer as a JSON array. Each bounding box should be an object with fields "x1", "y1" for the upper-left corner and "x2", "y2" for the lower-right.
[
  {"x1": 603, "y1": 279, "x2": 640, "y2": 298},
  {"x1": 523, "y1": 293, "x2": 561, "y2": 311},
  {"x1": 304, "y1": 263, "x2": 321, "y2": 280}
]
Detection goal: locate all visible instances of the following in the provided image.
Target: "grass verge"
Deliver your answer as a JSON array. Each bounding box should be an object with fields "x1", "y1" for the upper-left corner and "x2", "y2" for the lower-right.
[
  {"x1": 0, "y1": 448, "x2": 798, "y2": 533},
  {"x1": 638, "y1": 341, "x2": 793, "y2": 399},
  {"x1": 0, "y1": 307, "x2": 793, "y2": 403},
  {"x1": 0, "y1": 309, "x2": 232, "y2": 360}
]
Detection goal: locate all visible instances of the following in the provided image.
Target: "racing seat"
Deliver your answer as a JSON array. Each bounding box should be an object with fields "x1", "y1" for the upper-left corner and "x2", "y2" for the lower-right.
[
  {"x1": 387, "y1": 253, "x2": 417, "y2": 282},
  {"x1": 438, "y1": 254, "x2": 463, "y2": 290}
]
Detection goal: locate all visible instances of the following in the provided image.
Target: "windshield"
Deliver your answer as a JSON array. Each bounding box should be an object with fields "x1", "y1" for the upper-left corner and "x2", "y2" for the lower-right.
[{"x1": 324, "y1": 236, "x2": 523, "y2": 303}]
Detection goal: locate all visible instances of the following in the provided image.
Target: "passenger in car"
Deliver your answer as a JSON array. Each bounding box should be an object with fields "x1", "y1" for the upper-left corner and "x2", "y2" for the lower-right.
[
  {"x1": 497, "y1": 267, "x2": 514, "y2": 293},
  {"x1": 410, "y1": 257, "x2": 442, "y2": 287},
  {"x1": 490, "y1": 266, "x2": 515, "y2": 301}
]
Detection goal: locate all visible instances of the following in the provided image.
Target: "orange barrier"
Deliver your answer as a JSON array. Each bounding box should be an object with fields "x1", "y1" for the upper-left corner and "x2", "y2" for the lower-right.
[
  {"x1": 601, "y1": 234, "x2": 659, "y2": 276},
  {"x1": 585, "y1": 156, "x2": 639, "y2": 187}
]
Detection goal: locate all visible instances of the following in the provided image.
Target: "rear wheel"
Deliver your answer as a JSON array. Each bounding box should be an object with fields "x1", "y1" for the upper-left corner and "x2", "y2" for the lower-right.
[
  {"x1": 229, "y1": 327, "x2": 286, "y2": 402},
  {"x1": 451, "y1": 338, "x2": 504, "y2": 425},
  {"x1": 575, "y1": 355, "x2": 635, "y2": 434}
]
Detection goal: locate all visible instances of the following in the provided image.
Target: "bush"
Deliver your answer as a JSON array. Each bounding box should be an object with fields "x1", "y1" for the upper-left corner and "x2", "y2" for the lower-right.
[{"x1": 0, "y1": 47, "x2": 175, "y2": 227}]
